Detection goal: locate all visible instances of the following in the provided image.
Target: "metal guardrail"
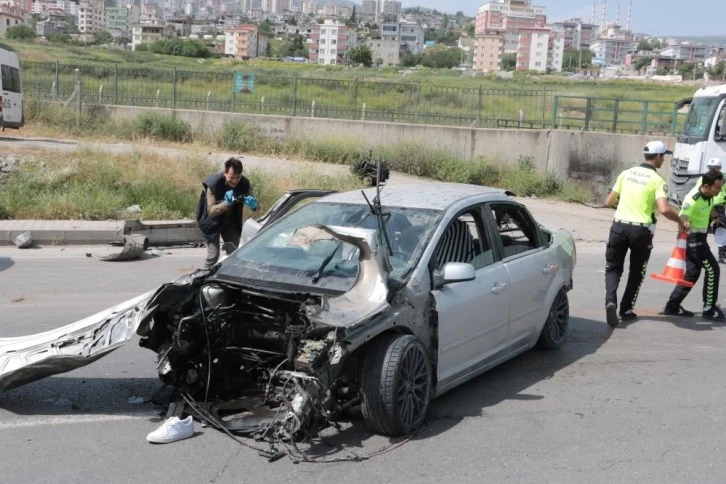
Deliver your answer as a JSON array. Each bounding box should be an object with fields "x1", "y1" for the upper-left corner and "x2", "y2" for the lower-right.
[{"x1": 20, "y1": 60, "x2": 685, "y2": 135}]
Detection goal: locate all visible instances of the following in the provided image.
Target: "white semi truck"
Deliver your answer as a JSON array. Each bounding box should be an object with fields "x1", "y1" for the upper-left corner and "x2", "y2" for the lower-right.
[{"x1": 668, "y1": 84, "x2": 726, "y2": 207}]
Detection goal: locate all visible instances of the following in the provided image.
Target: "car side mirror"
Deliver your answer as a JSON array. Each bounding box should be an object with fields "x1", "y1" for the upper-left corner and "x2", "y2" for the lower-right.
[{"x1": 433, "y1": 262, "x2": 476, "y2": 289}]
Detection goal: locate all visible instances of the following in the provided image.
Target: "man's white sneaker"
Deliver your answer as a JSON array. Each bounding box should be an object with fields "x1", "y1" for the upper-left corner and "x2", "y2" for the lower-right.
[{"x1": 146, "y1": 416, "x2": 194, "y2": 444}]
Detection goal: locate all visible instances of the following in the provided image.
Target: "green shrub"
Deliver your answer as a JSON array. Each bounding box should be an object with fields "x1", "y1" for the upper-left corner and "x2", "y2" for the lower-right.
[
  {"x1": 216, "y1": 120, "x2": 280, "y2": 153},
  {"x1": 128, "y1": 113, "x2": 192, "y2": 142}
]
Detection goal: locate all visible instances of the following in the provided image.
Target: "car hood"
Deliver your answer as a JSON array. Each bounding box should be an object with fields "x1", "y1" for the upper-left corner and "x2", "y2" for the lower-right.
[
  {"x1": 0, "y1": 291, "x2": 156, "y2": 393},
  {"x1": 299, "y1": 224, "x2": 391, "y2": 328}
]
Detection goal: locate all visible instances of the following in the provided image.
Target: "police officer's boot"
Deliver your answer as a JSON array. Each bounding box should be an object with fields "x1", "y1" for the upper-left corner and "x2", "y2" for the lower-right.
[{"x1": 719, "y1": 246, "x2": 726, "y2": 264}]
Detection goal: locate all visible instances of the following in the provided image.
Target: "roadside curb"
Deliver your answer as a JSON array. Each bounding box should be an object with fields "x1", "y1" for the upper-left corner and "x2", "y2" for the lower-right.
[{"x1": 0, "y1": 219, "x2": 204, "y2": 246}]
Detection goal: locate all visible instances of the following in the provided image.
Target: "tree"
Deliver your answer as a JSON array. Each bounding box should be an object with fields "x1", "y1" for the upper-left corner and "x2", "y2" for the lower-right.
[
  {"x1": 258, "y1": 20, "x2": 272, "y2": 36},
  {"x1": 420, "y1": 46, "x2": 461, "y2": 69},
  {"x1": 501, "y1": 53, "x2": 516, "y2": 71},
  {"x1": 148, "y1": 38, "x2": 211, "y2": 58},
  {"x1": 562, "y1": 49, "x2": 593, "y2": 70},
  {"x1": 5, "y1": 24, "x2": 36, "y2": 41},
  {"x1": 94, "y1": 30, "x2": 113, "y2": 45},
  {"x1": 400, "y1": 51, "x2": 422, "y2": 67},
  {"x1": 637, "y1": 39, "x2": 662, "y2": 51},
  {"x1": 348, "y1": 44, "x2": 373, "y2": 67},
  {"x1": 350, "y1": 6, "x2": 356, "y2": 23},
  {"x1": 465, "y1": 23, "x2": 475, "y2": 37},
  {"x1": 634, "y1": 56, "x2": 653, "y2": 72}
]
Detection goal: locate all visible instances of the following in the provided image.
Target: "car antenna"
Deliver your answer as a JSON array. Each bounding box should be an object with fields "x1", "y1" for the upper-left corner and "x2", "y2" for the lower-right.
[{"x1": 361, "y1": 157, "x2": 393, "y2": 263}]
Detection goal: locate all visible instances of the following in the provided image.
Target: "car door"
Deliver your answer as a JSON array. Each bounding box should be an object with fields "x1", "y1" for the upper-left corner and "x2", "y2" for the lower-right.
[
  {"x1": 486, "y1": 202, "x2": 555, "y2": 346},
  {"x1": 432, "y1": 206, "x2": 511, "y2": 387}
]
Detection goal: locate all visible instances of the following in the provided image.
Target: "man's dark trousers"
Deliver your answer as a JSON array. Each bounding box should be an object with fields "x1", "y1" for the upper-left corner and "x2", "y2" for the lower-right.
[{"x1": 605, "y1": 222, "x2": 654, "y2": 314}]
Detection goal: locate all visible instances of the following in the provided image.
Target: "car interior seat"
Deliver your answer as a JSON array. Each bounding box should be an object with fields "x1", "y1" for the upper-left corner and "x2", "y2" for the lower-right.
[{"x1": 433, "y1": 219, "x2": 475, "y2": 271}]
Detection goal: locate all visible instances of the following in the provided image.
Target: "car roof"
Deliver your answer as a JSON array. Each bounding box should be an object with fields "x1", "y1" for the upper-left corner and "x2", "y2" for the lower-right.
[{"x1": 318, "y1": 182, "x2": 513, "y2": 210}]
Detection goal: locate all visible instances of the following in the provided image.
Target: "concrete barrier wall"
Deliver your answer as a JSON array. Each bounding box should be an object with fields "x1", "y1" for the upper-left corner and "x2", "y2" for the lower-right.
[{"x1": 106, "y1": 105, "x2": 675, "y2": 190}]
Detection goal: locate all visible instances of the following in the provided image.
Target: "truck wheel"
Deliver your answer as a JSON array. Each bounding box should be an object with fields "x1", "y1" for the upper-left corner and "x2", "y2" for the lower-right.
[
  {"x1": 537, "y1": 288, "x2": 569, "y2": 349},
  {"x1": 360, "y1": 334, "x2": 432, "y2": 436}
]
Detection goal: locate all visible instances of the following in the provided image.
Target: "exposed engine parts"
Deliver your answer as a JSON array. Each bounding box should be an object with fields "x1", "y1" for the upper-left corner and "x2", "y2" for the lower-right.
[{"x1": 140, "y1": 282, "x2": 348, "y2": 443}]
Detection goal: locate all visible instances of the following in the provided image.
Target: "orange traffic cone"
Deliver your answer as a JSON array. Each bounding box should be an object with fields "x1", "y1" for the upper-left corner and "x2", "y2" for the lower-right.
[{"x1": 651, "y1": 231, "x2": 694, "y2": 287}]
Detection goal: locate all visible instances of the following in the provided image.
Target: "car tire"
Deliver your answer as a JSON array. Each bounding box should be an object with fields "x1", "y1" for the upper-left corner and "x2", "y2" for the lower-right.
[
  {"x1": 537, "y1": 288, "x2": 569, "y2": 350},
  {"x1": 360, "y1": 334, "x2": 432, "y2": 436}
]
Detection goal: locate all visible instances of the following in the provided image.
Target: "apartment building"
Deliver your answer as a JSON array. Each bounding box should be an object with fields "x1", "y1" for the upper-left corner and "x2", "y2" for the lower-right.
[
  {"x1": 658, "y1": 43, "x2": 709, "y2": 63},
  {"x1": 105, "y1": 5, "x2": 139, "y2": 37},
  {"x1": 379, "y1": 20, "x2": 424, "y2": 55},
  {"x1": 0, "y1": 4, "x2": 25, "y2": 39},
  {"x1": 308, "y1": 19, "x2": 357, "y2": 65},
  {"x1": 362, "y1": 0, "x2": 378, "y2": 20},
  {"x1": 589, "y1": 24, "x2": 637, "y2": 66},
  {"x1": 475, "y1": 0, "x2": 546, "y2": 35},
  {"x1": 301, "y1": 0, "x2": 316, "y2": 15},
  {"x1": 381, "y1": 0, "x2": 401, "y2": 17},
  {"x1": 473, "y1": 33, "x2": 503, "y2": 72},
  {"x1": 224, "y1": 24, "x2": 268, "y2": 59},
  {"x1": 78, "y1": 1, "x2": 104, "y2": 33},
  {"x1": 321, "y1": 4, "x2": 337, "y2": 17},
  {"x1": 551, "y1": 18, "x2": 597, "y2": 50},
  {"x1": 131, "y1": 23, "x2": 176, "y2": 50},
  {"x1": 367, "y1": 38, "x2": 400, "y2": 66}
]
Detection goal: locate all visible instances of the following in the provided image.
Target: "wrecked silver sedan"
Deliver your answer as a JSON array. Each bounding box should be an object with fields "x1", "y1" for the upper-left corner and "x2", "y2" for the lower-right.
[{"x1": 0, "y1": 183, "x2": 575, "y2": 441}]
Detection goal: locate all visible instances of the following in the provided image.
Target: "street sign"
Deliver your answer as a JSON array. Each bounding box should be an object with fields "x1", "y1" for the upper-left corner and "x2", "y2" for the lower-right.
[{"x1": 234, "y1": 72, "x2": 255, "y2": 93}]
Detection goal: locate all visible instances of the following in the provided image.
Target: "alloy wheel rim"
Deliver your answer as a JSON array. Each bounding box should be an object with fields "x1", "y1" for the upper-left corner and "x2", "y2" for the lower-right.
[
  {"x1": 396, "y1": 344, "x2": 430, "y2": 430},
  {"x1": 547, "y1": 291, "x2": 569, "y2": 344}
]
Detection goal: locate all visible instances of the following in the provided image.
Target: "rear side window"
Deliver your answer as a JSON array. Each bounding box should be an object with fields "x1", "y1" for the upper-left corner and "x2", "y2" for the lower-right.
[{"x1": 1, "y1": 64, "x2": 21, "y2": 93}]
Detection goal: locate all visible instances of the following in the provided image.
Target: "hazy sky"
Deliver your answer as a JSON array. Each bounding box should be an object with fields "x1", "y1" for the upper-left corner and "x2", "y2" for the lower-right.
[{"x1": 404, "y1": 0, "x2": 723, "y2": 37}]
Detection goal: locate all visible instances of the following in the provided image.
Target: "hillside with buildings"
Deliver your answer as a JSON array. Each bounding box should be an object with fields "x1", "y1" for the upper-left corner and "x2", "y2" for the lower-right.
[{"x1": 0, "y1": 0, "x2": 722, "y2": 79}]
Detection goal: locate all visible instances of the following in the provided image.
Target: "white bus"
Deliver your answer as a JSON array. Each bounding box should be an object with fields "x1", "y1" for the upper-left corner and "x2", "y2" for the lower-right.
[{"x1": 0, "y1": 48, "x2": 23, "y2": 129}]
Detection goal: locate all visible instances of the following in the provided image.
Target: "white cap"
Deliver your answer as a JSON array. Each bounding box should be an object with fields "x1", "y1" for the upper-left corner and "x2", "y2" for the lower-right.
[
  {"x1": 643, "y1": 140, "x2": 673, "y2": 155},
  {"x1": 707, "y1": 157, "x2": 723, "y2": 167}
]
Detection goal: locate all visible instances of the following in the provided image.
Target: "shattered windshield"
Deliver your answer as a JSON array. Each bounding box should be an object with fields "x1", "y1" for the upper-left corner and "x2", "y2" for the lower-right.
[{"x1": 216, "y1": 201, "x2": 442, "y2": 292}]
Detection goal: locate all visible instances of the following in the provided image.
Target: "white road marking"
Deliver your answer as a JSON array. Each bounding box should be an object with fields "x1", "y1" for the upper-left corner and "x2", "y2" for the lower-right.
[{"x1": 0, "y1": 412, "x2": 157, "y2": 429}]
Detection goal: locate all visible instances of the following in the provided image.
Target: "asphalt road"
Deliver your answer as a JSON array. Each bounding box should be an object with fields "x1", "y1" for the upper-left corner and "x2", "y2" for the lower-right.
[{"x1": 2, "y1": 219, "x2": 726, "y2": 482}]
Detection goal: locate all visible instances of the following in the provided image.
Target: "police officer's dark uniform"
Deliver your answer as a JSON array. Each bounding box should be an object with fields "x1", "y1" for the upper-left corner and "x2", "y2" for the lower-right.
[
  {"x1": 604, "y1": 141, "x2": 681, "y2": 327},
  {"x1": 664, "y1": 172, "x2": 726, "y2": 320}
]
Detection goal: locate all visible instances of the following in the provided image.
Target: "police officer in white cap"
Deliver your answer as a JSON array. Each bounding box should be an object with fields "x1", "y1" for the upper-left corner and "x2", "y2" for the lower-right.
[{"x1": 604, "y1": 140, "x2": 689, "y2": 327}]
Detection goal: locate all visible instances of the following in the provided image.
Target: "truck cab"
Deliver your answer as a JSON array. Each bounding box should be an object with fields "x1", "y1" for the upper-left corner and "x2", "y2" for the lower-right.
[{"x1": 668, "y1": 84, "x2": 726, "y2": 207}]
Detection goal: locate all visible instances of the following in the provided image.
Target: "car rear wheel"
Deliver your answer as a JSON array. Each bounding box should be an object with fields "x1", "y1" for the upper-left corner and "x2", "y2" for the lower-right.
[
  {"x1": 360, "y1": 334, "x2": 432, "y2": 436},
  {"x1": 537, "y1": 288, "x2": 569, "y2": 349}
]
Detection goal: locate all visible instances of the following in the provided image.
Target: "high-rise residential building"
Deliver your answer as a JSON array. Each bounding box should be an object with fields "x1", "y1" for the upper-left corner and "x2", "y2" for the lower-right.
[
  {"x1": 321, "y1": 3, "x2": 337, "y2": 16},
  {"x1": 475, "y1": 0, "x2": 546, "y2": 35},
  {"x1": 362, "y1": 0, "x2": 378, "y2": 19},
  {"x1": 308, "y1": 19, "x2": 357, "y2": 65},
  {"x1": 589, "y1": 23, "x2": 637, "y2": 66},
  {"x1": 381, "y1": 0, "x2": 400, "y2": 17},
  {"x1": 77, "y1": 1, "x2": 104, "y2": 33},
  {"x1": 105, "y1": 5, "x2": 139, "y2": 36},
  {"x1": 551, "y1": 18, "x2": 597, "y2": 50},
  {"x1": 301, "y1": 0, "x2": 316, "y2": 15}
]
